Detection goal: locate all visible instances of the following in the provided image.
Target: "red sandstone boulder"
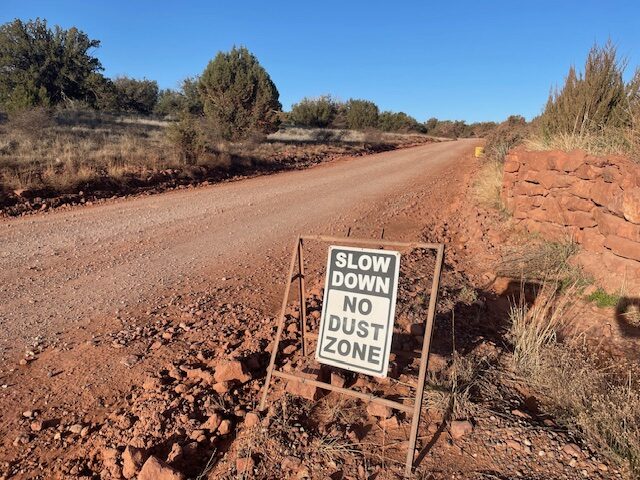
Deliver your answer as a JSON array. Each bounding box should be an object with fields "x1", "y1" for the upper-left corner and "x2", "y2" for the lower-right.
[
  {"x1": 622, "y1": 189, "x2": 640, "y2": 224},
  {"x1": 138, "y1": 456, "x2": 185, "y2": 480},
  {"x1": 604, "y1": 235, "x2": 640, "y2": 262}
]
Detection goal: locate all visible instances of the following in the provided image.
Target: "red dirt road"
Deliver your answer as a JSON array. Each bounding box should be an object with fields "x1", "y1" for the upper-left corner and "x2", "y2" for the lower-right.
[{"x1": 0, "y1": 139, "x2": 475, "y2": 362}]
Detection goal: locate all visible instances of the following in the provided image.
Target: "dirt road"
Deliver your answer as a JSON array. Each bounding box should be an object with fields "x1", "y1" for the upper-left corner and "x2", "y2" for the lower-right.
[{"x1": 0, "y1": 139, "x2": 475, "y2": 361}]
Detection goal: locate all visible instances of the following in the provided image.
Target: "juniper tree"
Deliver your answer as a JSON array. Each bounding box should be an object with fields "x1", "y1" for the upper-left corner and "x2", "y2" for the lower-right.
[{"x1": 199, "y1": 46, "x2": 281, "y2": 141}]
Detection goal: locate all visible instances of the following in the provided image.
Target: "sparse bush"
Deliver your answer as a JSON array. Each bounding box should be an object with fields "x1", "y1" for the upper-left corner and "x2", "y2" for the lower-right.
[
  {"x1": 484, "y1": 115, "x2": 529, "y2": 162},
  {"x1": 345, "y1": 99, "x2": 379, "y2": 130},
  {"x1": 289, "y1": 95, "x2": 338, "y2": 128},
  {"x1": 199, "y1": 46, "x2": 281, "y2": 141},
  {"x1": 166, "y1": 114, "x2": 205, "y2": 165}
]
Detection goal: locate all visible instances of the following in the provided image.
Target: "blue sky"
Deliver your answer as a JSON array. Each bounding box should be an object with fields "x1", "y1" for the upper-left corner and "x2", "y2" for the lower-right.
[{"x1": 3, "y1": 0, "x2": 639, "y2": 122}]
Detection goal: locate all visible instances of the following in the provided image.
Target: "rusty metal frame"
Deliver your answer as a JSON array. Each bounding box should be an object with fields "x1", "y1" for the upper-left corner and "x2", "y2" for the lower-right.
[{"x1": 259, "y1": 234, "x2": 445, "y2": 477}]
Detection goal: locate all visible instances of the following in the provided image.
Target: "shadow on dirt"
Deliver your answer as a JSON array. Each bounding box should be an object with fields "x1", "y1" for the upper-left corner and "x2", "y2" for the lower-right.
[{"x1": 615, "y1": 297, "x2": 640, "y2": 338}]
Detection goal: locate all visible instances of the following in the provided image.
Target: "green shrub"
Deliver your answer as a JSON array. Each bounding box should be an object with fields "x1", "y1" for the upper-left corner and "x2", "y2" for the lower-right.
[
  {"x1": 377, "y1": 111, "x2": 423, "y2": 132},
  {"x1": 289, "y1": 95, "x2": 337, "y2": 128},
  {"x1": 345, "y1": 99, "x2": 379, "y2": 130},
  {"x1": 166, "y1": 114, "x2": 205, "y2": 165},
  {"x1": 534, "y1": 41, "x2": 640, "y2": 157},
  {"x1": 113, "y1": 76, "x2": 159, "y2": 115},
  {"x1": 199, "y1": 46, "x2": 281, "y2": 141}
]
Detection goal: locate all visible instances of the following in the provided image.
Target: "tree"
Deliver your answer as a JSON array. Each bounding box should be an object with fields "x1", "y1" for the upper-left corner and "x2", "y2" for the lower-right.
[
  {"x1": 155, "y1": 88, "x2": 185, "y2": 117},
  {"x1": 378, "y1": 111, "x2": 422, "y2": 132},
  {"x1": 113, "y1": 76, "x2": 159, "y2": 114},
  {"x1": 0, "y1": 18, "x2": 103, "y2": 111},
  {"x1": 182, "y1": 77, "x2": 204, "y2": 115},
  {"x1": 199, "y1": 46, "x2": 281, "y2": 140},
  {"x1": 289, "y1": 95, "x2": 338, "y2": 128},
  {"x1": 345, "y1": 99, "x2": 379, "y2": 130}
]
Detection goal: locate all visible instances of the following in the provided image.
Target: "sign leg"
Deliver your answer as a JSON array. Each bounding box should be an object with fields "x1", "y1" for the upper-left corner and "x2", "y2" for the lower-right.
[
  {"x1": 259, "y1": 237, "x2": 301, "y2": 411},
  {"x1": 297, "y1": 238, "x2": 308, "y2": 357},
  {"x1": 404, "y1": 244, "x2": 445, "y2": 477}
]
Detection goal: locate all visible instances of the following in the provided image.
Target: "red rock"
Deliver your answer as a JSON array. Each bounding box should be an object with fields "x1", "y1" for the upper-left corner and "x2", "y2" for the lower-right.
[
  {"x1": 549, "y1": 150, "x2": 585, "y2": 172},
  {"x1": 563, "y1": 211, "x2": 596, "y2": 228},
  {"x1": 574, "y1": 163, "x2": 601, "y2": 180},
  {"x1": 594, "y1": 209, "x2": 640, "y2": 242},
  {"x1": 201, "y1": 413, "x2": 221, "y2": 432},
  {"x1": 623, "y1": 189, "x2": 640, "y2": 224},
  {"x1": 449, "y1": 420, "x2": 474, "y2": 440},
  {"x1": 366, "y1": 402, "x2": 392, "y2": 419},
  {"x1": 604, "y1": 235, "x2": 640, "y2": 262},
  {"x1": 285, "y1": 372, "x2": 320, "y2": 401},
  {"x1": 138, "y1": 456, "x2": 184, "y2": 480},
  {"x1": 218, "y1": 419, "x2": 232, "y2": 435},
  {"x1": 575, "y1": 228, "x2": 605, "y2": 251},
  {"x1": 213, "y1": 360, "x2": 250, "y2": 383},
  {"x1": 236, "y1": 457, "x2": 255, "y2": 474},
  {"x1": 330, "y1": 372, "x2": 346, "y2": 388},
  {"x1": 185, "y1": 367, "x2": 215, "y2": 385},
  {"x1": 504, "y1": 156, "x2": 520, "y2": 173},
  {"x1": 559, "y1": 195, "x2": 594, "y2": 212},
  {"x1": 512, "y1": 181, "x2": 548, "y2": 197},
  {"x1": 379, "y1": 416, "x2": 400, "y2": 430},
  {"x1": 244, "y1": 412, "x2": 260, "y2": 428}
]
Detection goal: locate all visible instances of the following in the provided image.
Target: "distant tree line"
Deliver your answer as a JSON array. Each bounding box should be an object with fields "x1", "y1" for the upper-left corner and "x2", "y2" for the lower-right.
[{"x1": 0, "y1": 17, "x2": 499, "y2": 144}]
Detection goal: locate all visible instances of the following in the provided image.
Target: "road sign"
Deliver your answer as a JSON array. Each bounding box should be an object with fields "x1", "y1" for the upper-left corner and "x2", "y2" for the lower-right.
[{"x1": 315, "y1": 245, "x2": 401, "y2": 377}]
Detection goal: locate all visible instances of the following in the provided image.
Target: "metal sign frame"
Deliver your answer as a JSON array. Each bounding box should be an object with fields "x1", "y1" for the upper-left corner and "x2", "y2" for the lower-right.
[{"x1": 259, "y1": 234, "x2": 445, "y2": 477}]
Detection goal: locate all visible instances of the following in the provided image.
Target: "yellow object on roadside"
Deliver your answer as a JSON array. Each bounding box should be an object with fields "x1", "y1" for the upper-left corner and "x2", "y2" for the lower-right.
[{"x1": 475, "y1": 146, "x2": 485, "y2": 158}]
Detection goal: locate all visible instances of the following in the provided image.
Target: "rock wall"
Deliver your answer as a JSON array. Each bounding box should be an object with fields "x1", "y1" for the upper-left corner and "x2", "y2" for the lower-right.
[{"x1": 502, "y1": 148, "x2": 640, "y2": 292}]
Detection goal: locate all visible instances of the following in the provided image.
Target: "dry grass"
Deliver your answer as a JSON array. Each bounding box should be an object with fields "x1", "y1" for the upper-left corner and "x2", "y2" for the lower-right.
[
  {"x1": 472, "y1": 159, "x2": 505, "y2": 211},
  {"x1": 508, "y1": 285, "x2": 640, "y2": 477},
  {"x1": 525, "y1": 127, "x2": 638, "y2": 158},
  {"x1": 496, "y1": 240, "x2": 579, "y2": 281}
]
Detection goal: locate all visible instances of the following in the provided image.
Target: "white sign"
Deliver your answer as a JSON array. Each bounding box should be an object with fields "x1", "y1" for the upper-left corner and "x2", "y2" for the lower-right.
[{"x1": 315, "y1": 245, "x2": 401, "y2": 377}]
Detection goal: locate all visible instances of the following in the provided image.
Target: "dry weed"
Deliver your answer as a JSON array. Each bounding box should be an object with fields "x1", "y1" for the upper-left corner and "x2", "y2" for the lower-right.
[{"x1": 472, "y1": 159, "x2": 505, "y2": 211}]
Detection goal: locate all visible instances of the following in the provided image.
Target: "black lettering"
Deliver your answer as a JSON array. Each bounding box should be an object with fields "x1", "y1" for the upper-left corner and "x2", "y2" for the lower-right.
[
  {"x1": 359, "y1": 298, "x2": 372, "y2": 315},
  {"x1": 337, "y1": 340, "x2": 350, "y2": 356},
  {"x1": 323, "y1": 336, "x2": 337, "y2": 353},
  {"x1": 328, "y1": 315, "x2": 340, "y2": 331},
  {"x1": 368, "y1": 346, "x2": 382, "y2": 365},
  {"x1": 343, "y1": 317, "x2": 356, "y2": 335},
  {"x1": 343, "y1": 296, "x2": 357, "y2": 313},
  {"x1": 352, "y1": 342, "x2": 366, "y2": 360},
  {"x1": 371, "y1": 323, "x2": 384, "y2": 341},
  {"x1": 356, "y1": 320, "x2": 369, "y2": 338}
]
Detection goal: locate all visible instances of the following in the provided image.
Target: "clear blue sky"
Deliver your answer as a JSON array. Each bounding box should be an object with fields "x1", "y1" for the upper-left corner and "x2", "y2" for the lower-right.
[{"x1": 3, "y1": 0, "x2": 640, "y2": 123}]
